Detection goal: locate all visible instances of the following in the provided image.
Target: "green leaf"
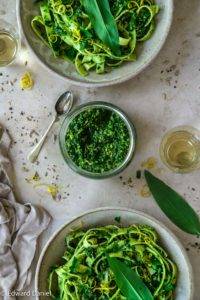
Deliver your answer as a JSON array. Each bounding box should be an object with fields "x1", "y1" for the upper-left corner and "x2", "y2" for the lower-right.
[
  {"x1": 107, "y1": 256, "x2": 153, "y2": 300},
  {"x1": 82, "y1": 0, "x2": 120, "y2": 55},
  {"x1": 144, "y1": 170, "x2": 200, "y2": 235}
]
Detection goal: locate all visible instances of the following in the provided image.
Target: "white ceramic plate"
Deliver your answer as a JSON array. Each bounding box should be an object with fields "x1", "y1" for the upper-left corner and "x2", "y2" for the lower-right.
[
  {"x1": 17, "y1": 0, "x2": 173, "y2": 87},
  {"x1": 35, "y1": 207, "x2": 193, "y2": 300}
]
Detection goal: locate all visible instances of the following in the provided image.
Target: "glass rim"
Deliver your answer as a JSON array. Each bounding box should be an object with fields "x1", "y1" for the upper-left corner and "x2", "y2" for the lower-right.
[{"x1": 59, "y1": 101, "x2": 137, "y2": 179}]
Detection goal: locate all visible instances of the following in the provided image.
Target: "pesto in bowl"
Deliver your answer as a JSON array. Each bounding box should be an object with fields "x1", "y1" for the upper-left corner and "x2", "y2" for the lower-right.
[{"x1": 59, "y1": 102, "x2": 136, "y2": 178}]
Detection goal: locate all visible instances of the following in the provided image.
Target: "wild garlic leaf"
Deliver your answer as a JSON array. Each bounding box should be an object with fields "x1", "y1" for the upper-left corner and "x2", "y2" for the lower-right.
[
  {"x1": 82, "y1": 0, "x2": 120, "y2": 55},
  {"x1": 107, "y1": 256, "x2": 154, "y2": 300},
  {"x1": 145, "y1": 170, "x2": 200, "y2": 235}
]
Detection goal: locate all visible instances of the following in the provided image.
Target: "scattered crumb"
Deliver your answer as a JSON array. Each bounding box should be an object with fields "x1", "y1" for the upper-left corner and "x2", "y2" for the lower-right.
[
  {"x1": 114, "y1": 216, "x2": 121, "y2": 223},
  {"x1": 25, "y1": 171, "x2": 40, "y2": 183},
  {"x1": 53, "y1": 134, "x2": 58, "y2": 143},
  {"x1": 162, "y1": 92, "x2": 167, "y2": 100},
  {"x1": 29, "y1": 129, "x2": 39, "y2": 138},
  {"x1": 140, "y1": 184, "x2": 151, "y2": 198},
  {"x1": 32, "y1": 171, "x2": 40, "y2": 181},
  {"x1": 141, "y1": 157, "x2": 157, "y2": 170},
  {"x1": 186, "y1": 241, "x2": 200, "y2": 252},
  {"x1": 22, "y1": 166, "x2": 29, "y2": 172},
  {"x1": 136, "y1": 170, "x2": 141, "y2": 179}
]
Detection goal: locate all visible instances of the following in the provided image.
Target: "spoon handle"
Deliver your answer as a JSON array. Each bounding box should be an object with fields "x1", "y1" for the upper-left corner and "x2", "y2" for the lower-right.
[{"x1": 28, "y1": 115, "x2": 57, "y2": 163}]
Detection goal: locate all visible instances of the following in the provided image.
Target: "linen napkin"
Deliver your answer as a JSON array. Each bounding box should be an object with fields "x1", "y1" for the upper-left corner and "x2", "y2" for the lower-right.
[{"x1": 0, "y1": 126, "x2": 51, "y2": 300}]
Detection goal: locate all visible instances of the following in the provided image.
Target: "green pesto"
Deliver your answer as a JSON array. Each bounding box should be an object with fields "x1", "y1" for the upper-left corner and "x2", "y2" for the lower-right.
[{"x1": 65, "y1": 108, "x2": 130, "y2": 173}]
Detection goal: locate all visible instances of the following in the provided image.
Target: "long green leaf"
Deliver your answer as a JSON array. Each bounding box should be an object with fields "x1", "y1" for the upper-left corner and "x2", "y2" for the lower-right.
[
  {"x1": 107, "y1": 256, "x2": 153, "y2": 300},
  {"x1": 144, "y1": 170, "x2": 200, "y2": 235},
  {"x1": 82, "y1": 0, "x2": 120, "y2": 55}
]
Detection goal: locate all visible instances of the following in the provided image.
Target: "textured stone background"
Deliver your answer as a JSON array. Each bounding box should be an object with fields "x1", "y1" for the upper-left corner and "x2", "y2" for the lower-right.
[{"x1": 0, "y1": 0, "x2": 200, "y2": 298}]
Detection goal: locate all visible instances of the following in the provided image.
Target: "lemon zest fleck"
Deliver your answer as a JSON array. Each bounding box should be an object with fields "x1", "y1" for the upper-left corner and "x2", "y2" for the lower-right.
[
  {"x1": 141, "y1": 157, "x2": 157, "y2": 170},
  {"x1": 47, "y1": 184, "x2": 59, "y2": 199},
  {"x1": 20, "y1": 72, "x2": 34, "y2": 89},
  {"x1": 140, "y1": 184, "x2": 151, "y2": 198},
  {"x1": 34, "y1": 183, "x2": 59, "y2": 199}
]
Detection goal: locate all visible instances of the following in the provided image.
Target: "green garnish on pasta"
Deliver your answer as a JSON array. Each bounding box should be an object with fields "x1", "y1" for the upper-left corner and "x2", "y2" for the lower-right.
[
  {"x1": 48, "y1": 225, "x2": 177, "y2": 299},
  {"x1": 31, "y1": 0, "x2": 159, "y2": 76}
]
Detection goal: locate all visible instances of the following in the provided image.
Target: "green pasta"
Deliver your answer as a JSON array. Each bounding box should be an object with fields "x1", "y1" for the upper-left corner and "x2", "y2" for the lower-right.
[
  {"x1": 31, "y1": 0, "x2": 159, "y2": 76},
  {"x1": 48, "y1": 225, "x2": 177, "y2": 299}
]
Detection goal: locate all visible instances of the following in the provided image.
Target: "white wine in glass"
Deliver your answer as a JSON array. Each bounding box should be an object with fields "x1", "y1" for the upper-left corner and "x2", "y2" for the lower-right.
[
  {"x1": 0, "y1": 18, "x2": 19, "y2": 67},
  {"x1": 0, "y1": 31, "x2": 18, "y2": 66},
  {"x1": 160, "y1": 126, "x2": 200, "y2": 173}
]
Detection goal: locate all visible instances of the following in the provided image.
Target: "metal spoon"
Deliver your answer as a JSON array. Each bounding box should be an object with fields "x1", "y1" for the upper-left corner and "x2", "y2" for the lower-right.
[{"x1": 28, "y1": 91, "x2": 73, "y2": 163}]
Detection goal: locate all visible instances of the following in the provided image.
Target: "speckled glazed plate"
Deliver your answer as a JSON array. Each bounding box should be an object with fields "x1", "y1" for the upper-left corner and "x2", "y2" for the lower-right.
[
  {"x1": 17, "y1": 0, "x2": 173, "y2": 87},
  {"x1": 35, "y1": 207, "x2": 193, "y2": 300}
]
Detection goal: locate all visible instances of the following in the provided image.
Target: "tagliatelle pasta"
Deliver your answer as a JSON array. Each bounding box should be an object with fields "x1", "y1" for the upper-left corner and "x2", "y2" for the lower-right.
[
  {"x1": 48, "y1": 225, "x2": 177, "y2": 299},
  {"x1": 31, "y1": 0, "x2": 159, "y2": 76}
]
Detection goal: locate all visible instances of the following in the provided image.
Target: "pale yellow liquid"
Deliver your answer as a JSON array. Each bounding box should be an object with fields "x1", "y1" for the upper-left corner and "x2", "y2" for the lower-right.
[
  {"x1": 0, "y1": 31, "x2": 18, "y2": 66},
  {"x1": 160, "y1": 129, "x2": 200, "y2": 172}
]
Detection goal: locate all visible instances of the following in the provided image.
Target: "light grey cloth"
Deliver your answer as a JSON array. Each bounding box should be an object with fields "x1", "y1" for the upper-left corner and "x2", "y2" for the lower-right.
[{"x1": 0, "y1": 127, "x2": 51, "y2": 300}]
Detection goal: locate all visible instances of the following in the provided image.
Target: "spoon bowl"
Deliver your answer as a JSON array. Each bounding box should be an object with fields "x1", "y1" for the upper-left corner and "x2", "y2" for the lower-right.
[{"x1": 55, "y1": 91, "x2": 73, "y2": 116}]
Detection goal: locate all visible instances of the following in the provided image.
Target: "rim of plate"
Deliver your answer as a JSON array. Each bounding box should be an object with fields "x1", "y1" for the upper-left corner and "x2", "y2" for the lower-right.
[
  {"x1": 35, "y1": 206, "x2": 193, "y2": 300},
  {"x1": 16, "y1": 0, "x2": 174, "y2": 88}
]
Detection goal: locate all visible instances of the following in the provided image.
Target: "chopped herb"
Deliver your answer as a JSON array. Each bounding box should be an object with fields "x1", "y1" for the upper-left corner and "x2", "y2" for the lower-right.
[
  {"x1": 136, "y1": 169, "x2": 141, "y2": 179},
  {"x1": 114, "y1": 216, "x2": 121, "y2": 223}
]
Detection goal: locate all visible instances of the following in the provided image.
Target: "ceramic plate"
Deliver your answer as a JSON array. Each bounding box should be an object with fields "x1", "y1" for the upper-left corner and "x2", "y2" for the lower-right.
[
  {"x1": 17, "y1": 0, "x2": 173, "y2": 87},
  {"x1": 35, "y1": 207, "x2": 193, "y2": 300}
]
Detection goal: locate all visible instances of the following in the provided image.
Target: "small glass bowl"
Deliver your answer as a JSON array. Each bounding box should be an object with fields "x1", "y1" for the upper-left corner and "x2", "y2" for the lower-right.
[
  {"x1": 159, "y1": 125, "x2": 200, "y2": 173},
  {"x1": 59, "y1": 101, "x2": 137, "y2": 179},
  {"x1": 0, "y1": 20, "x2": 20, "y2": 67}
]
